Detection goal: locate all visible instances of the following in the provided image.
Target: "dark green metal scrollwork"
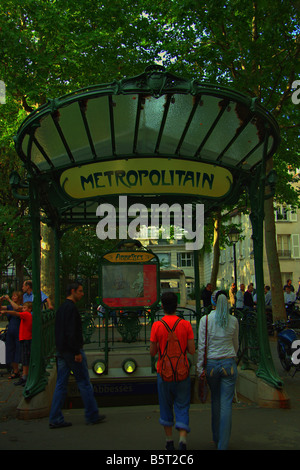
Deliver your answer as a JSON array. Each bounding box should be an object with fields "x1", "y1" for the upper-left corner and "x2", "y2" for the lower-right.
[{"x1": 117, "y1": 313, "x2": 142, "y2": 343}]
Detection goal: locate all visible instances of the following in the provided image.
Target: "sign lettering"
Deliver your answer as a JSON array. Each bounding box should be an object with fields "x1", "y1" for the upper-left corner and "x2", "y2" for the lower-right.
[{"x1": 60, "y1": 158, "x2": 233, "y2": 199}]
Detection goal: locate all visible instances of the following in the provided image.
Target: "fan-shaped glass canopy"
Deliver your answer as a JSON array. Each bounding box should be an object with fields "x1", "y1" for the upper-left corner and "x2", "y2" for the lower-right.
[
  {"x1": 12, "y1": 66, "x2": 284, "y2": 394},
  {"x1": 13, "y1": 65, "x2": 280, "y2": 225}
]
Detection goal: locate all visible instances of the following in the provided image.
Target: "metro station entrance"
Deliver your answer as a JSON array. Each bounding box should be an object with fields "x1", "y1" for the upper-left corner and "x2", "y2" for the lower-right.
[{"x1": 11, "y1": 65, "x2": 283, "y2": 405}]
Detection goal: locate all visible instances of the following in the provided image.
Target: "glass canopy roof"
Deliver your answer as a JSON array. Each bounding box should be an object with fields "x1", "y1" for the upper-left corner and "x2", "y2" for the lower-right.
[{"x1": 13, "y1": 65, "x2": 280, "y2": 225}]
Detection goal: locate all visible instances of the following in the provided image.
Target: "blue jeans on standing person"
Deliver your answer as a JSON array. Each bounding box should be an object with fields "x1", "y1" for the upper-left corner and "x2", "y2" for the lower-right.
[
  {"x1": 49, "y1": 349, "x2": 100, "y2": 425},
  {"x1": 156, "y1": 373, "x2": 191, "y2": 432},
  {"x1": 206, "y1": 358, "x2": 237, "y2": 450}
]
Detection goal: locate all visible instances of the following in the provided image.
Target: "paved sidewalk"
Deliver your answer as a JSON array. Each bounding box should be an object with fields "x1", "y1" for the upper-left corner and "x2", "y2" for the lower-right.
[
  {"x1": 0, "y1": 399, "x2": 299, "y2": 451},
  {"x1": 0, "y1": 329, "x2": 300, "y2": 451}
]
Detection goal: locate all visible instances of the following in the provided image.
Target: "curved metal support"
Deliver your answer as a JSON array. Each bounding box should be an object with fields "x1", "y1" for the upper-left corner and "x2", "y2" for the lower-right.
[
  {"x1": 246, "y1": 132, "x2": 283, "y2": 389},
  {"x1": 9, "y1": 171, "x2": 29, "y2": 200}
]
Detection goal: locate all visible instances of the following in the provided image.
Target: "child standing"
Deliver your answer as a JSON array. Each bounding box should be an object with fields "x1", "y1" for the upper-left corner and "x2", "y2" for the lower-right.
[{"x1": 1, "y1": 302, "x2": 33, "y2": 386}]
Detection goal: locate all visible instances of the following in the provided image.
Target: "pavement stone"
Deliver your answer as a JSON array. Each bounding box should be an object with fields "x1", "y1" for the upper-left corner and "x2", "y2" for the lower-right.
[{"x1": 0, "y1": 324, "x2": 300, "y2": 452}]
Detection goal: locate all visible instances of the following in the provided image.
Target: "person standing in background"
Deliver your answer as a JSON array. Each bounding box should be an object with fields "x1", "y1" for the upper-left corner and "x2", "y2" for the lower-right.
[
  {"x1": 235, "y1": 284, "x2": 245, "y2": 311},
  {"x1": 229, "y1": 283, "x2": 236, "y2": 308},
  {"x1": 0, "y1": 292, "x2": 22, "y2": 379},
  {"x1": 22, "y1": 280, "x2": 54, "y2": 310}
]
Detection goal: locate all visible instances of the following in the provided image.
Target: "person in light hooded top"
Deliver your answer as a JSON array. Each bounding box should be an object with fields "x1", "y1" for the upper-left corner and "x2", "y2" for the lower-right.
[{"x1": 197, "y1": 291, "x2": 239, "y2": 450}]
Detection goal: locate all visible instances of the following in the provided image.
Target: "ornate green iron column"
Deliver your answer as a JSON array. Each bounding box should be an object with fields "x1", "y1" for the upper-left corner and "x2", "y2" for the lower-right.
[
  {"x1": 246, "y1": 132, "x2": 283, "y2": 389},
  {"x1": 54, "y1": 226, "x2": 61, "y2": 311},
  {"x1": 23, "y1": 176, "x2": 48, "y2": 398},
  {"x1": 193, "y1": 249, "x2": 201, "y2": 335}
]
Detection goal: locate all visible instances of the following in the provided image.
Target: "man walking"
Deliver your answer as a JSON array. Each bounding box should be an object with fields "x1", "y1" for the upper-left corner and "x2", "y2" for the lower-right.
[
  {"x1": 49, "y1": 281, "x2": 105, "y2": 428},
  {"x1": 150, "y1": 292, "x2": 195, "y2": 451}
]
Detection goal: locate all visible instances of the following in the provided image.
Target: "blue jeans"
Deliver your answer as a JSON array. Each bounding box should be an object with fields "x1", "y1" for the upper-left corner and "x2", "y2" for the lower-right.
[
  {"x1": 206, "y1": 358, "x2": 237, "y2": 450},
  {"x1": 157, "y1": 373, "x2": 191, "y2": 432},
  {"x1": 49, "y1": 350, "x2": 100, "y2": 425}
]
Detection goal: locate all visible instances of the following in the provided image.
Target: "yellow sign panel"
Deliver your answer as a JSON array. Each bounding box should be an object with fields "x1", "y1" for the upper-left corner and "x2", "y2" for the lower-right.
[
  {"x1": 103, "y1": 252, "x2": 155, "y2": 263},
  {"x1": 60, "y1": 158, "x2": 233, "y2": 199}
]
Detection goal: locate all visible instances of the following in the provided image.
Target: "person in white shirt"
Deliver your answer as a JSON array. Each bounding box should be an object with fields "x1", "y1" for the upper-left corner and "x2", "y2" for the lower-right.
[
  {"x1": 264, "y1": 286, "x2": 272, "y2": 307},
  {"x1": 284, "y1": 286, "x2": 296, "y2": 304},
  {"x1": 235, "y1": 284, "x2": 245, "y2": 310},
  {"x1": 197, "y1": 291, "x2": 239, "y2": 450}
]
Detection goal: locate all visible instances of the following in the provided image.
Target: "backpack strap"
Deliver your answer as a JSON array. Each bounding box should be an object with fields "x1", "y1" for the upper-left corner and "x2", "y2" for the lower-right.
[{"x1": 160, "y1": 317, "x2": 182, "y2": 333}]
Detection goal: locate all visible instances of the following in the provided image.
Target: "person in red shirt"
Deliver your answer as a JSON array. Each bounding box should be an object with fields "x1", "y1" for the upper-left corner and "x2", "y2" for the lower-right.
[
  {"x1": 150, "y1": 292, "x2": 195, "y2": 451},
  {"x1": 1, "y1": 301, "x2": 33, "y2": 386}
]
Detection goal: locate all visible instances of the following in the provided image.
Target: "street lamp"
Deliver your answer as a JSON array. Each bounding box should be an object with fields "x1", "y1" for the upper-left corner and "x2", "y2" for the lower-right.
[{"x1": 228, "y1": 227, "x2": 240, "y2": 288}]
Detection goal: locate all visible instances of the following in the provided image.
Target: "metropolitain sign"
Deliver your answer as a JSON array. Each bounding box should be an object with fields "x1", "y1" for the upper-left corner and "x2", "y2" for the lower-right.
[{"x1": 60, "y1": 158, "x2": 233, "y2": 199}]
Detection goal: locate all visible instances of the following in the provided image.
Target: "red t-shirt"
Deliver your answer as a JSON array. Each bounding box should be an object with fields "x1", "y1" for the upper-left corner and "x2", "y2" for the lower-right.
[
  {"x1": 150, "y1": 315, "x2": 194, "y2": 374},
  {"x1": 19, "y1": 311, "x2": 33, "y2": 341}
]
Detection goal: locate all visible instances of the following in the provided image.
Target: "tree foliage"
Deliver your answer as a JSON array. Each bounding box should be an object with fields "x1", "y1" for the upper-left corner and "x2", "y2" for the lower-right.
[
  {"x1": 60, "y1": 226, "x2": 116, "y2": 280},
  {"x1": 139, "y1": 0, "x2": 300, "y2": 196},
  {"x1": 0, "y1": 0, "x2": 299, "y2": 290}
]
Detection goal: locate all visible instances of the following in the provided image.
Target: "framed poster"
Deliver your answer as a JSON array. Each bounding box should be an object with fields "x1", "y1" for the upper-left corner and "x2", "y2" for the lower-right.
[{"x1": 99, "y1": 243, "x2": 160, "y2": 309}]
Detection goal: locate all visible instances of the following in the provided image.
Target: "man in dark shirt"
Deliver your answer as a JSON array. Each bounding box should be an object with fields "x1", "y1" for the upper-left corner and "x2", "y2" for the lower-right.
[
  {"x1": 49, "y1": 282, "x2": 105, "y2": 428},
  {"x1": 283, "y1": 279, "x2": 294, "y2": 292},
  {"x1": 201, "y1": 283, "x2": 212, "y2": 308},
  {"x1": 244, "y1": 284, "x2": 254, "y2": 309}
]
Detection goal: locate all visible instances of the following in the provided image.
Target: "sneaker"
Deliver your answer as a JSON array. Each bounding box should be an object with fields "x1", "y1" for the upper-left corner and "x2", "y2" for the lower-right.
[
  {"x1": 49, "y1": 421, "x2": 72, "y2": 429},
  {"x1": 165, "y1": 441, "x2": 175, "y2": 450},
  {"x1": 86, "y1": 414, "x2": 106, "y2": 425},
  {"x1": 178, "y1": 441, "x2": 187, "y2": 451}
]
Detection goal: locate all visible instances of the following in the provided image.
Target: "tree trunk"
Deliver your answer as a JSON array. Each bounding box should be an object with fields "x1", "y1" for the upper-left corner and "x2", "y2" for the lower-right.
[
  {"x1": 15, "y1": 261, "x2": 24, "y2": 290},
  {"x1": 264, "y1": 157, "x2": 286, "y2": 322},
  {"x1": 40, "y1": 222, "x2": 55, "y2": 307},
  {"x1": 210, "y1": 210, "x2": 221, "y2": 291}
]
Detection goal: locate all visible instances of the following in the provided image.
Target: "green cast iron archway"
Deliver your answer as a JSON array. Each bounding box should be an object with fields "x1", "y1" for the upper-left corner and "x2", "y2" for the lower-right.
[{"x1": 12, "y1": 65, "x2": 282, "y2": 397}]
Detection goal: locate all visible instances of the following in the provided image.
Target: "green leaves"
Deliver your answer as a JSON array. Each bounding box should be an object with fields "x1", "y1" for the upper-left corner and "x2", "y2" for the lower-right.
[
  {"x1": 0, "y1": 0, "x2": 298, "y2": 279},
  {"x1": 60, "y1": 226, "x2": 115, "y2": 279}
]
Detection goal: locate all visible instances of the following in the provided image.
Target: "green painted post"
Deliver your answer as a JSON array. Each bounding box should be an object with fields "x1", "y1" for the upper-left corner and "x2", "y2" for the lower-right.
[
  {"x1": 104, "y1": 310, "x2": 109, "y2": 372},
  {"x1": 193, "y1": 249, "x2": 201, "y2": 339},
  {"x1": 23, "y1": 177, "x2": 48, "y2": 398},
  {"x1": 54, "y1": 227, "x2": 61, "y2": 311},
  {"x1": 247, "y1": 133, "x2": 283, "y2": 389}
]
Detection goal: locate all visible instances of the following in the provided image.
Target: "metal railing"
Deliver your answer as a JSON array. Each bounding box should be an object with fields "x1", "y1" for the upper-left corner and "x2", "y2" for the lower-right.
[
  {"x1": 82, "y1": 306, "x2": 199, "y2": 348},
  {"x1": 234, "y1": 308, "x2": 260, "y2": 368},
  {"x1": 23, "y1": 305, "x2": 261, "y2": 398}
]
